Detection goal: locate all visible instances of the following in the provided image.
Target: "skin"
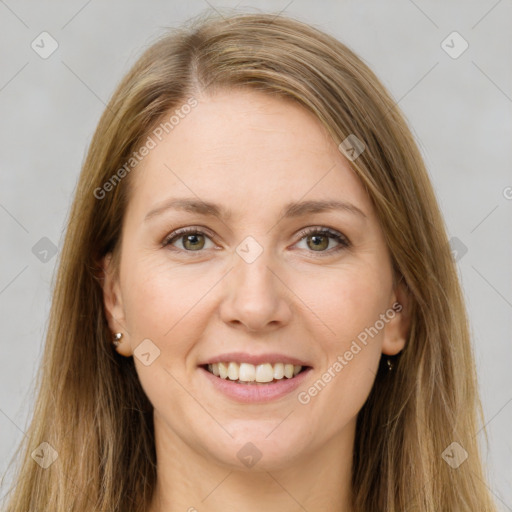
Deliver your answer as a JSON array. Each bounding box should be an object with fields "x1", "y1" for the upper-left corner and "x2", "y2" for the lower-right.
[{"x1": 102, "y1": 88, "x2": 410, "y2": 512}]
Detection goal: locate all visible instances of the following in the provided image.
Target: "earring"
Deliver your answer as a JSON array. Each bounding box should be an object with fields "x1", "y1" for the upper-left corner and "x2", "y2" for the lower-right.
[
  {"x1": 112, "y1": 332, "x2": 123, "y2": 347},
  {"x1": 386, "y1": 357, "x2": 394, "y2": 371}
]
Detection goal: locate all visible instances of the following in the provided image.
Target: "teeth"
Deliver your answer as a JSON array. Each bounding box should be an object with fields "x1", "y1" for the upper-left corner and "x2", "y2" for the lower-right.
[
  {"x1": 206, "y1": 362, "x2": 303, "y2": 383},
  {"x1": 218, "y1": 362, "x2": 228, "y2": 379},
  {"x1": 227, "y1": 362, "x2": 238, "y2": 380},
  {"x1": 255, "y1": 363, "x2": 274, "y2": 383},
  {"x1": 273, "y1": 362, "x2": 284, "y2": 379},
  {"x1": 239, "y1": 363, "x2": 256, "y2": 382}
]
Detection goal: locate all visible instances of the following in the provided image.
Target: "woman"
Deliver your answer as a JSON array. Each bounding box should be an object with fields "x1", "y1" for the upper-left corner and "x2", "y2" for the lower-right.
[{"x1": 2, "y1": 12, "x2": 497, "y2": 512}]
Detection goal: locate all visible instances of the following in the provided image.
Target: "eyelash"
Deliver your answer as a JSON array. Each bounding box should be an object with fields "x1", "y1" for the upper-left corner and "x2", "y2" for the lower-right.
[{"x1": 162, "y1": 226, "x2": 351, "y2": 257}]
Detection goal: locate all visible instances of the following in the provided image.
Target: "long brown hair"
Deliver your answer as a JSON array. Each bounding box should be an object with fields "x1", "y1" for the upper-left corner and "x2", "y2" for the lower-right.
[{"x1": 2, "y1": 11, "x2": 497, "y2": 511}]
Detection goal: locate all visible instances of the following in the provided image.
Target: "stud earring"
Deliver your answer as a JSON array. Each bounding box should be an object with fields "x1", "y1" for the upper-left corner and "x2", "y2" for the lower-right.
[{"x1": 112, "y1": 332, "x2": 123, "y2": 347}]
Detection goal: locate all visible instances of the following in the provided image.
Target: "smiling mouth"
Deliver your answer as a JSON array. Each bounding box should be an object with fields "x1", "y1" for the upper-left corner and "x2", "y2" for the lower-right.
[{"x1": 201, "y1": 362, "x2": 310, "y2": 384}]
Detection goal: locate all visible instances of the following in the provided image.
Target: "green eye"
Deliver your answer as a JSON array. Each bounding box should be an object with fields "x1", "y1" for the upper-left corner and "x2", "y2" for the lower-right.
[
  {"x1": 181, "y1": 233, "x2": 206, "y2": 251},
  {"x1": 163, "y1": 228, "x2": 213, "y2": 251},
  {"x1": 296, "y1": 227, "x2": 350, "y2": 254},
  {"x1": 163, "y1": 226, "x2": 350, "y2": 256}
]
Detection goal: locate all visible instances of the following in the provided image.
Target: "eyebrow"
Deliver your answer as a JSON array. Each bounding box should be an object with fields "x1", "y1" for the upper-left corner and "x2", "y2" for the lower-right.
[{"x1": 144, "y1": 197, "x2": 367, "y2": 222}]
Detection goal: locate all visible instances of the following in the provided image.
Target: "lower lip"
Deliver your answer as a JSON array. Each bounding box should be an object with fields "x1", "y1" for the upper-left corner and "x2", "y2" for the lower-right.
[{"x1": 199, "y1": 366, "x2": 312, "y2": 403}]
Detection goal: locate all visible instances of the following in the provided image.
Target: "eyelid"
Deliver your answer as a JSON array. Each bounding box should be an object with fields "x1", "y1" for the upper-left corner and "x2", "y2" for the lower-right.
[
  {"x1": 161, "y1": 225, "x2": 218, "y2": 248},
  {"x1": 162, "y1": 225, "x2": 351, "y2": 255},
  {"x1": 295, "y1": 225, "x2": 349, "y2": 244},
  {"x1": 293, "y1": 226, "x2": 351, "y2": 255}
]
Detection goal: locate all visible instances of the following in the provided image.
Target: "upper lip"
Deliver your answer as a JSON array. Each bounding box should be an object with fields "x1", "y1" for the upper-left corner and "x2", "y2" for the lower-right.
[{"x1": 199, "y1": 352, "x2": 312, "y2": 367}]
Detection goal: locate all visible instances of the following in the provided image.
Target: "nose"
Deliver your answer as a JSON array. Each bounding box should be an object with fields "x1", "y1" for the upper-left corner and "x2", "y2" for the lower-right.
[{"x1": 219, "y1": 249, "x2": 293, "y2": 333}]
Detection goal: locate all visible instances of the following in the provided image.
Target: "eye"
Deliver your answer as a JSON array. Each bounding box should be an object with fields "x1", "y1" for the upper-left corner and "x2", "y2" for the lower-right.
[
  {"x1": 163, "y1": 227, "x2": 216, "y2": 253},
  {"x1": 295, "y1": 227, "x2": 351, "y2": 255},
  {"x1": 162, "y1": 226, "x2": 351, "y2": 256}
]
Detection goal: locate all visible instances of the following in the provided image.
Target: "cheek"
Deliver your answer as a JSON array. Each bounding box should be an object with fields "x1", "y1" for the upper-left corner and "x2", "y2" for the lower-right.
[
  {"x1": 293, "y1": 264, "x2": 389, "y2": 402},
  {"x1": 295, "y1": 261, "x2": 391, "y2": 344},
  {"x1": 120, "y1": 258, "x2": 217, "y2": 400},
  {"x1": 295, "y1": 266, "x2": 390, "y2": 422},
  {"x1": 121, "y1": 256, "x2": 218, "y2": 343}
]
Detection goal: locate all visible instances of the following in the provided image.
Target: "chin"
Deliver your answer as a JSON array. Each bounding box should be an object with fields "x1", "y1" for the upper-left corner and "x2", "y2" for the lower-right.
[{"x1": 204, "y1": 428, "x2": 312, "y2": 472}]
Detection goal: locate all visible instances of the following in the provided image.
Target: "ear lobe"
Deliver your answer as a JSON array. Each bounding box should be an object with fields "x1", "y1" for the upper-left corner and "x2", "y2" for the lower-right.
[
  {"x1": 381, "y1": 280, "x2": 411, "y2": 356},
  {"x1": 100, "y1": 253, "x2": 125, "y2": 333}
]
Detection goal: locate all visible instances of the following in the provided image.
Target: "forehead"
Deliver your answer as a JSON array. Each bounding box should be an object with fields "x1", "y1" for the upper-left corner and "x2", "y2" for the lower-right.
[{"x1": 127, "y1": 88, "x2": 372, "y2": 222}]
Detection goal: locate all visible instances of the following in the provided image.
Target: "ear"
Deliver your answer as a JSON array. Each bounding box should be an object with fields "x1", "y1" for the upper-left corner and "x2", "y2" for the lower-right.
[
  {"x1": 100, "y1": 253, "x2": 131, "y2": 355},
  {"x1": 381, "y1": 278, "x2": 411, "y2": 356}
]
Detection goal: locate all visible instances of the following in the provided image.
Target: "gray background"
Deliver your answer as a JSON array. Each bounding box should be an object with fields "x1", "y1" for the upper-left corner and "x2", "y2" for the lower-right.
[{"x1": 0, "y1": 0, "x2": 511, "y2": 508}]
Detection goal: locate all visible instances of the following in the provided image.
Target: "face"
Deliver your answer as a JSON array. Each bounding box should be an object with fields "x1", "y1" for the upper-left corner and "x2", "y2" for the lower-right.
[{"x1": 102, "y1": 88, "x2": 409, "y2": 472}]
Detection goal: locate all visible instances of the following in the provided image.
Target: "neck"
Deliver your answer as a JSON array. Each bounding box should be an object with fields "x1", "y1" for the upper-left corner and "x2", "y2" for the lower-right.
[{"x1": 148, "y1": 414, "x2": 355, "y2": 512}]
